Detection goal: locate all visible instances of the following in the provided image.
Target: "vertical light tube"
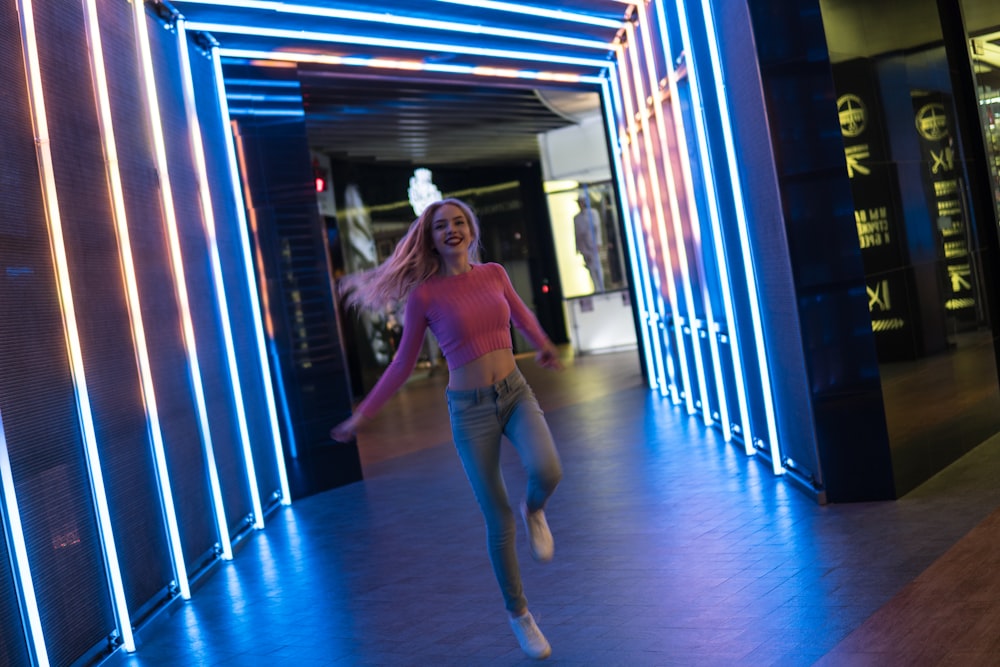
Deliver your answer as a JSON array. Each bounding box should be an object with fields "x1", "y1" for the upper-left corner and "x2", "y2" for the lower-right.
[
  {"x1": 231, "y1": 124, "x2": 300, "y2": 463},
  {"x1": 635, "y1": 9, "x2": 714, "y2": 425},
  {"x1": 0, "y1": 410, "x2": 49, "y2": 665},
  {"x1": 18, "y1": 0, "x2": 135, "y2": 650},
  {"x1": 623, "y1": 23, "x2": 695, "y2": 410},
  {"x1": 666, "y1": 0, "x2": 751, "y2": 446},
  {"x1": 614, "y1": 48, "x2": 673, "y2": 398},
  {"x1": 176, "y1": 20, "x2": 266, "y2": 529},
  {"x1": 82, "y1": 0, "x2": 191, "y2": 598},
  {"x1": 697, "y1": 0, "x2": 784, "y2": 473},
  {"x1": 600, "y1": 75, "x2": 657, "y2": 389},
  {"x1": 609, "y1": 60, "x2": 674, "y2": 395},
  {"x1": 131, "y1": 0, "x2": 235, "y2": 555},
  {"x1": 210, "y1": 48, "x2": 292, "y2": 504}
]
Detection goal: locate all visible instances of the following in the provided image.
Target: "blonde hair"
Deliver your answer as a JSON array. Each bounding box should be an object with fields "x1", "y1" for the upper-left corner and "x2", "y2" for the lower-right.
[{"x1": 340, "y1": 198, "x2": 481, "y2": 312}]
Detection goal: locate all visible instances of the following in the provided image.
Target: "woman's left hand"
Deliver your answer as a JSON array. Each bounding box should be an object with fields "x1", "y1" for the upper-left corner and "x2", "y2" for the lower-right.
[
  {"x1": 330, "y1": 412, "x2": 367, "y2": 442},
  {"x1": 535, "y1": 343, "x2": 563, "y2": 371}
]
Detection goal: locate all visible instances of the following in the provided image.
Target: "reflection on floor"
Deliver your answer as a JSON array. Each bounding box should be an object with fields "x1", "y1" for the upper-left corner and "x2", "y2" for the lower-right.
[
  {"x1": 103, "y1": 349, "x2": 1000, "y2": 666},
  {"x1": 879, "y1": 329, "x2": 1000, "y2": 494}
]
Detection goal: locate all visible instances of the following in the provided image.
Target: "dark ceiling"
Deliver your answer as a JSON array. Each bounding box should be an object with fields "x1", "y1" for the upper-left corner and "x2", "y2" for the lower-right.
[{"x1": 163, "y1": 0, "x2": 629, "y2": 166}]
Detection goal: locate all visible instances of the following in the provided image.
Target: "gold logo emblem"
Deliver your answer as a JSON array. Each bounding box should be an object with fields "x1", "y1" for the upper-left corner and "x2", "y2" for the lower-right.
[
  {"x1": 837, "y1": 94, "x2": 866, "y2": 137},
  {"x1": 915, "y1": 103, "x2": 949, "y2": 141}
]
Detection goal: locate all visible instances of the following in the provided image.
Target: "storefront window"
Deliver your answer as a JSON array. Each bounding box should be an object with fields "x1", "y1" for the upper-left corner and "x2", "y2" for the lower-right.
[
  {"x1": 546, "y1": 181, "x2": 627, "y2": 298},
  {"x1": 963, "y1": 2, "x2": 1000, "y2": 222},
  {"x1": 545, "y1": 181, "x2": 635, "y2": 354}
]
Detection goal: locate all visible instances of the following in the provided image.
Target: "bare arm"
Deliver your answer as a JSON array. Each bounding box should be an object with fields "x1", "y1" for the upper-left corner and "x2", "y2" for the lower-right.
[
  {"x1": 330, "y1": 295, "x2": 428, "y2": 441},
  {"x1": 498, "y1": 265, "x2": 562, "y2": 371}
]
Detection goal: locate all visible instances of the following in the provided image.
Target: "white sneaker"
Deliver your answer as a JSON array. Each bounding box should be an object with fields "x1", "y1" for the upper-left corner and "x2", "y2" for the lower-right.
[
  {"x1": 509, "y1": 611, "x2": 551, "y2": 660},
  {"x1": 520, "y1": 501, "x2": 554, "y2": 562}
]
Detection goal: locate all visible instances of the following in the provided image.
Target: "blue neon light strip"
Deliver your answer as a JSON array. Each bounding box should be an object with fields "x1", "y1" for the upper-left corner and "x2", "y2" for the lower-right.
[
  {"x1": 20, "y1": 0, "x2": 137, "y2": 651},
  {"x1": 634, "y1": 10, "x2": 713, "y2": 423},
  {"x1": 601, "y1": 76, "x2": 657, "y2": 390},
  {"x1": 177, "y1": 20, "x2": 266, "y2": 530},
  {"x1": 83, "y1": 0, "x2": 191, "y2": 599},
  {"x1": 666, "y1": 0, "x2": 748, "y2": 444},
  {"x1": 186, "y1": 23, "x2": 610, "y2": 69},
  {"x1": 210, "y1": 47, "x2": 292, "y2": 505},
  {"x1": 431, "y1": 0, "x2": 625, "y2": 28},
  {"x1": 132, "y1": 0, "x2": 237, "y2": 555},
  {"x1": 224, "y1": 78, "x2": 301, "y2": 88},
  {"x1": 620, "y1": 146, "x2": 671, "y2": 396},
  {"x1": 0, "y1": 408, "x2": 48, "y2": 665},
  {"x1": 225, "y1": 93, "x2": 304, "y2": 104},
  {"x1": 618, "y1": 39, "x2": 676, "y2": 401},
  {"x1": 177, "y1": 0, "x2": 613, "y2": 50},
  {"x1": 218, "y1": 49, "x2": 605, "y2": 86},
  {"x1": 226, "y1": 107, "x2": 305, "y2": 117},
  {"x1": 613, "y1": 50, "x2": 674, "y2": 398},
  {"x1": 609, "y1": 59, "x2": 680, "y2": 396},
  {"x1": 621, "y1": 25, "x2": 694, "y2": 409},
  {"x1": 642, "y1": 2, "x2": 725, "y2": 430},
  {"x1": 697, "y1": 0, "x2": 784, "y2": 473}
]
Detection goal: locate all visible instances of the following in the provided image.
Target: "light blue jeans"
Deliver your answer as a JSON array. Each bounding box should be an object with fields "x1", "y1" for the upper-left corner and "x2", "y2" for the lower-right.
[{"x1": 446, "y1": 367, "x2": 562, "y2": 613}]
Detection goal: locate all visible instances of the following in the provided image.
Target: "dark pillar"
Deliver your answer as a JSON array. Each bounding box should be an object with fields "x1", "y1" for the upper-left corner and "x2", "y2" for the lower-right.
[{"x1": 232, "y1": 96, "x2": 362, "y2": 498}]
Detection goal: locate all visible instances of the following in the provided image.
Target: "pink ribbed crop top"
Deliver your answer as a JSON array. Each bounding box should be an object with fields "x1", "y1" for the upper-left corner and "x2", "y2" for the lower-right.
[{"x1": 356, "y1": 262, "x2": 550, "y2": 417}]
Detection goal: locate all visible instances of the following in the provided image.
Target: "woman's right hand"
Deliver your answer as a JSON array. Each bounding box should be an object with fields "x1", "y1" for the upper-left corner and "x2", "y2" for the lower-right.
[{"x1": 330, "y1": 412, "x2": 367, "y2": 442}]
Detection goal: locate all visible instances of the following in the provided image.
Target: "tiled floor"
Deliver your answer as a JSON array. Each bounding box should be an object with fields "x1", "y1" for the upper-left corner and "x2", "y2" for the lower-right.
[{"x1": 104, "y1": 349, "x2": 1000, "y2": 666}]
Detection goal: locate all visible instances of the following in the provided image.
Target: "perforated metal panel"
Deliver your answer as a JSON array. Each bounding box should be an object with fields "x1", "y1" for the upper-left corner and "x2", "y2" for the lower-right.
[
  {"x1": 146, "y1": 14, "x2": 255, "y2": 538},
  {"x1": 1, "y1": 0, "x2": 116, "y2": 663},
  {"x1": 39, "y1": 0, "x2": 178, "y2": 623},
  {"x1": 124, "y1": 5, "x2": 223, "y2": 572},
  {"x1": 189, "y1": 44, "x2": 282, "y2": 508},
  {"x1": 0, "y1": 500, "x2": 30, "y2": 666}
]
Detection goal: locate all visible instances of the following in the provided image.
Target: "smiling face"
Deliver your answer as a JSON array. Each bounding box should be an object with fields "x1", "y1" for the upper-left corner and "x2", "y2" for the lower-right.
[{"x1": 430, "y1": 203, "x2": 472, "y2": 261}]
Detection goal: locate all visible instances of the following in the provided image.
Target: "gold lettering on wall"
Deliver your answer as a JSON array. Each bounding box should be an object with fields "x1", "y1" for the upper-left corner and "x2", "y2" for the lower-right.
[
  {"x1": 855, "y1": 207, "x2": 890, "y2": 248},
  {"x1": 943, "y1": 241, "x2": 968, "y2": 258},
  {"x1": 934, "y1": 179, "x2": 959, "y2": 197},
  {"x1": 947, "y1": 264, "x2": 972, "y2": 292},
  {"x1": 867, "y1": 279, "x2": 891, "y2": 312},
  {"x1": 845, "y1": 144, "x2": 871, "y2": 178},
  {"x1": 915, "y1": 103, "x2": 949, "y2": 141},
  {"x1": 837, "y1": 94, "x2": 867, "y2": 137}
]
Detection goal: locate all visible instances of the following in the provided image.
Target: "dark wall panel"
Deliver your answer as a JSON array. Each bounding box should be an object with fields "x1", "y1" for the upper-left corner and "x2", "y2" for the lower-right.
[
  {"x1": 739, "y1": 0, "x2": 895, "y2": 500},
  {"x1": 190, "y1": 45, "x2": 282, "y2": 509},
  {"x1": 0, "y1": 0, "x2": 116, "y2": 663},
  {"x1": 0, "y1": 5, "x2": 40, "y2": 664},
  {"x1": 232, "y1": 96, "x2": 362, "y2": 499},
  {"x1": 105, "y1": 1, "x2": 220, "y2": 574},
  {"x1": 148, "y1": 17, "x2": 254, "y2": 536},
  {"x1": 705, "y1": 0, "x2": 833, "y2": 486},
  {"x1": 38, "y1": 0, "x2": 176, "y2": 623}
]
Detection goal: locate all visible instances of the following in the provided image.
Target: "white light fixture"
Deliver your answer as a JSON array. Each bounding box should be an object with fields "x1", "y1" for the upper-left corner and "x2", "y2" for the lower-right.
[{"x1": 409, "y1": 169, "x2": 443, "y2": 216}]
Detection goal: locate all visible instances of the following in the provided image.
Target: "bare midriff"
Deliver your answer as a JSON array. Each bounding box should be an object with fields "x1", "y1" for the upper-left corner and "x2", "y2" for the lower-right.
[{"x1": 447, "y1": 348, "x2": 517, "y2": 390}]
